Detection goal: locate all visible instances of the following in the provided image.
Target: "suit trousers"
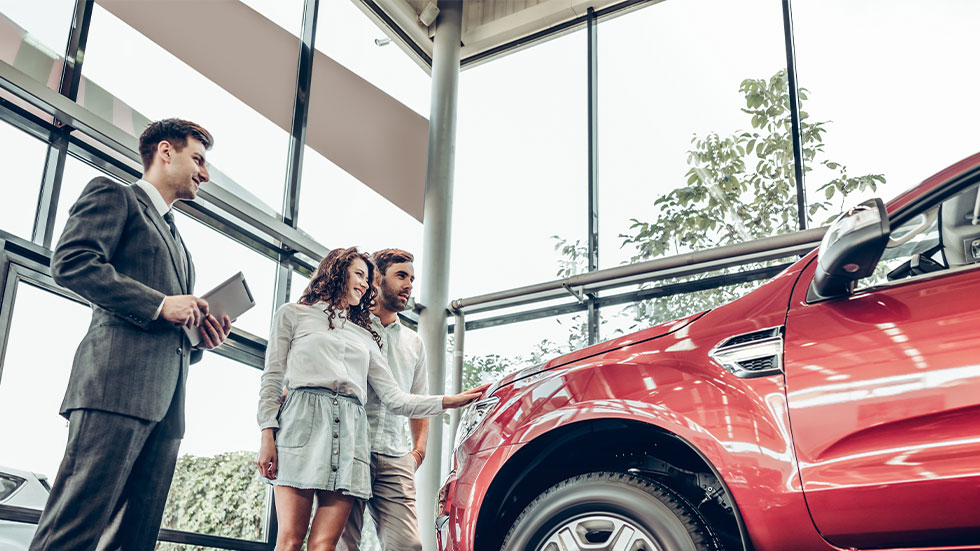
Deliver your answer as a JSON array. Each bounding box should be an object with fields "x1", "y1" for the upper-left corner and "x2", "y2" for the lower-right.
[
  {"x1": 30, "y1": 395, "x2": 182, "y2": 551},
  {"x1": 338, "y1": 452, "x2": 422, "y2": 551}
]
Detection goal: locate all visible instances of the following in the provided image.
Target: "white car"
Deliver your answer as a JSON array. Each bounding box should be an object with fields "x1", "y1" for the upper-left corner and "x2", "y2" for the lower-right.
[{"x1": 0, "y1": 466, "x2": 49, "y2": 551}]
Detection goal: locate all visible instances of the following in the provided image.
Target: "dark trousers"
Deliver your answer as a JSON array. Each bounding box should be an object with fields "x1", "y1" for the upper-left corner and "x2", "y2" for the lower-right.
[{"x1": 29, "y1": 403, "x2": 182, "y2": 551}]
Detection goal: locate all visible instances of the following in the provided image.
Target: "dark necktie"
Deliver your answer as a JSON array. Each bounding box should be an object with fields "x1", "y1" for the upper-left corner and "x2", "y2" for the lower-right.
[{"x1": 163, "y1": 211, "x2": 178, "y2": 240}]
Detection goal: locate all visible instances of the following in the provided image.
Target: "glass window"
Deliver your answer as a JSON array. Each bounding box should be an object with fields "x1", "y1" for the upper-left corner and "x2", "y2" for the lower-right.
[
  {"x1": 177, "y1": 214, "x2": 277, "y2": 339},
  {"x1": 0, "y1": 119, "x2": 48, "y2": 241},
  {"x1": 82, "y1": 5, "x2": 291, "y2": 212},
  {"x1": 289, "y1": 272, "x2": 310, "y2": 303},
  {"x1": 858, "y1": 183, "x2": 980, "y2": 290},
  {"x1": 598, "y1": 276, "x2": 769, "y2": 343},
  {"x1": 794, "y1": 0, "x2": 980, "y2": 207},
  {"x1": 53, "y1": 153, "x2": 117, "y2": 244},
  {"x1": 0, "y1": 282, "x2": 90, "y2": 483},
  {"x1": 240, "y1": 0, "x2": 303, "y2": 38},
  {"x1": 0, "y1": 1, "x2": 74, "y2": 85},
  {"x1": 316, "y1": 0, "x2": 431, "y2": 117},
  {"x1": 298, "y1": 144, "x2": 425, "y2": 275},
  {"x1": 598, "y1": 0, "x2": 792, "y2": 270},
  {"x1": 452, "y1": 29, "x2": 586, "y2": 298},
  {"x1": 161, "y1": 354, "x2": 267, "y2": 541},
  {"x1": 462, "y1": 312, "x2": 587, "y2": 389}
]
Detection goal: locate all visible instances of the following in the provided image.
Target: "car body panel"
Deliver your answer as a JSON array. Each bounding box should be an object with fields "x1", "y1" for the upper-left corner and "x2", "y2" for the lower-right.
[
  {"x1": 785, "y1": 252, "x2": 980, "y2": 548},
  {"x1": 441, "y1": 152, "x2": 980, "y2": 551}
]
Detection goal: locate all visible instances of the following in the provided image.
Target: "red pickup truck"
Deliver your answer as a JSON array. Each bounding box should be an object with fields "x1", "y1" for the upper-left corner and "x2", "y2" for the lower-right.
[{"x1": 438, "y1": 153, "x2": 980, "y2": 551}]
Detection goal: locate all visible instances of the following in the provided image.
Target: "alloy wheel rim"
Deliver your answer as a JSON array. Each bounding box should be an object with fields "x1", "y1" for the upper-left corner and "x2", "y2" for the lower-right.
[{"x1": 537, "y1": 514, "x2": 660, "y2": 551}]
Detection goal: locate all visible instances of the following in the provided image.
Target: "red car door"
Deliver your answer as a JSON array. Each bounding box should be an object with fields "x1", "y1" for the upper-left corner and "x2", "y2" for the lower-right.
[{"x1": 783, "y1": 257, "x2": 980, "y2": 548}]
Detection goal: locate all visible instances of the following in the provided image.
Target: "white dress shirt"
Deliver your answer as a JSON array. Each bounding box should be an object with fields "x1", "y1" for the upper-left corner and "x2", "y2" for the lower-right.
[
  {"x1": 257, "y1": 302, "x2": 443, "y2": 430},
  {"x1": 364, "y1": 314, "x2": 428, "y2": 456},
  {"x1": 134, "y1": 179, "x2": 175, "y2": 320}
]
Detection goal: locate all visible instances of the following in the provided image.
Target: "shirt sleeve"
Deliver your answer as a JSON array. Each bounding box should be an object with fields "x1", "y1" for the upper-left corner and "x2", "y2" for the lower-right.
[
  {"x1": 367, "y1": 343, "x2": 442, "y2": 418},
  {"x1": 152, "y1": 297, "x2": 165, "y2": 320},
  {"x1": 257, "y1": 304, "x2": 294, "y2": 429}
]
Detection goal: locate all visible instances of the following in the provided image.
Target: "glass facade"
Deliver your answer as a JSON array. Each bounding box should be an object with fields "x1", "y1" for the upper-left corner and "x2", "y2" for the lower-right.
[
  {"x1": 599, "y1": 0, "x2": 791, "y2": 270},
  {"x1": 793, "y1": 0, "x2": 980, "y2": 206},
  {"x1": 0, "y1": 119, "x2": 47, "y2": 241},
  {"x1": 83, "y1": 5, "x2": 292, "y2": 213},
  {"x1": 0, "y1": 1, "x2": 972, "y2": 549},
  {"x1": 452, "y1": 29, "x2": 587, "y2": 298}
]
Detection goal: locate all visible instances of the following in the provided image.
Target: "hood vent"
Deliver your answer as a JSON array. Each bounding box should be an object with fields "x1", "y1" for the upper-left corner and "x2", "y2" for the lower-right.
[{"x1": 709, "y1": 326, "x2": 783, "y2": 379}]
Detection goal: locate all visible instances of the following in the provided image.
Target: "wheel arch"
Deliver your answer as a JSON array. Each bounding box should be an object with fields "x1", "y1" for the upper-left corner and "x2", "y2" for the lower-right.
[{"x1": 472, "y1": 415, "x2": 752, "y2": 551}]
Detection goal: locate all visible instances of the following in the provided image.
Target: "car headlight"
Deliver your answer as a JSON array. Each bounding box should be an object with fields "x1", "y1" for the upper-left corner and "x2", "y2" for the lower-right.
[{"x1": 454, "y1": 395, "x2": 500, "y2": 449}]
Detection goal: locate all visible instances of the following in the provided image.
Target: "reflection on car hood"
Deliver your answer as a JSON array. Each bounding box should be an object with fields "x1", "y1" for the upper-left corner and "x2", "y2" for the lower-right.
[{"x1": 487, "y1": 311, "x2": 708, "y2": 395}]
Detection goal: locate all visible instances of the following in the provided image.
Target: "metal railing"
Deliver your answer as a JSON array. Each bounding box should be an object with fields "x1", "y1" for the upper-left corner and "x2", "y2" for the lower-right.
[{"x1": 445, "y1": 225, "x2": 828, "y2": 436}]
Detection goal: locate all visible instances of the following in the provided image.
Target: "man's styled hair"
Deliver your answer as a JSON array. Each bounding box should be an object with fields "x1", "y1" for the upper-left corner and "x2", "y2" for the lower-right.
[
  {"x1": 372, "y1": 248, "x2": 414, "y2": 277},
  {"x1": 138, "y1": 118, "x2": 214, "y2": 170}
]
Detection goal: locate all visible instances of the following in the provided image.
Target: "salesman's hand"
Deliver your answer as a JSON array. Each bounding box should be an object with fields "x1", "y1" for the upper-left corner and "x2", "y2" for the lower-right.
[
  {"x1": 161, "y1": 295, "x2": 208, "y2": 328},
  {"x1": 442, "y1": 383, "x2": 492, "y2": 409},
  {"x1": 197, "y1": 314, "x2": 232, "y2": 349}
]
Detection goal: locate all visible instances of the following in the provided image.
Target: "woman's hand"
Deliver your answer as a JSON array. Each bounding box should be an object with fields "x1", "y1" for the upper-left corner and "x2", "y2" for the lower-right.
[
  {"x1": 442, "y1": 383, "x2": 492, "y2": 409},
  {"x1": 256, "y1": 428, "x2": 278, "y2": 479}
]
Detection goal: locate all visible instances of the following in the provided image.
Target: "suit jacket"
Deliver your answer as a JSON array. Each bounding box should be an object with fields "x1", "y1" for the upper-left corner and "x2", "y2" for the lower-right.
[{"x1": 52, "y1": 177, "x2": 203, "y2": 435}]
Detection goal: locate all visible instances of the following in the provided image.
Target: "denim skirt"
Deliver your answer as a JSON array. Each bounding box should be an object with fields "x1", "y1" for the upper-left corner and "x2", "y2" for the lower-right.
[{"x1": 268, "y1": 387, "x2": 372, "y2": 499}]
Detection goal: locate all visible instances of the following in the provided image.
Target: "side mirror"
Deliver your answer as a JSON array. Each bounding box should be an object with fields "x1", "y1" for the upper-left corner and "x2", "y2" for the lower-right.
[{"x1": 810, "y1": 198, "x2": 890, "y2": 300}]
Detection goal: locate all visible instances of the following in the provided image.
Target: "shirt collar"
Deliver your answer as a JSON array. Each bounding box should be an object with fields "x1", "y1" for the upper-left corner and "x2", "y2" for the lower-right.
[
  {"x1": 135, "y1": 179, "x2": 171, "y2": 216},
  {"x1": 370, "y1": 313, "x2": 400, "y2": 332}
]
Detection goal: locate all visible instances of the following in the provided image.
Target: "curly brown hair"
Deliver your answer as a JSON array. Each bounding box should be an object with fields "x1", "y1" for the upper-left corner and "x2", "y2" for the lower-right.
[{"x1": 298, "y1": 247, "x2": 382, "y2": 349}]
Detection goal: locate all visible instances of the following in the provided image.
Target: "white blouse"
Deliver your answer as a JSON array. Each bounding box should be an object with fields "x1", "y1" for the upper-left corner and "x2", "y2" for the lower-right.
[{"x1": 257, "y1": 302, "x2": 443, "y2": 430}]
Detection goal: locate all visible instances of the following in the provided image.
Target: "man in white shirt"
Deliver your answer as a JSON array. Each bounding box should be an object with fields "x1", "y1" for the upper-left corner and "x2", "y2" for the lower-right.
[{"x1": 338, "y1": 249, "x2": 428, "y2": 551}]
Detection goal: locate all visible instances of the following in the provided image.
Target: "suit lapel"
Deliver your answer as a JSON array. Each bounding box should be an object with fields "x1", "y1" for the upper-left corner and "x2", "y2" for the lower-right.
[{"x1": 133, "y1": 186, "x2": 189, "y2": 293}]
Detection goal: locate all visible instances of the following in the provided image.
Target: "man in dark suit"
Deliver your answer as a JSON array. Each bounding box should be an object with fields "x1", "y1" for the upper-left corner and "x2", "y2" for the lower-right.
[{"x1": 30, "y1": 118, "x2": 232, "y2": 551}]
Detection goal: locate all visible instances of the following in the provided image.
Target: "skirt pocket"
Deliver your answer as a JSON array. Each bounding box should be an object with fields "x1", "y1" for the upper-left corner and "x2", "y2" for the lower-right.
[{"x1": 276, "y1": 392, "x2": 314, "y2": 448}]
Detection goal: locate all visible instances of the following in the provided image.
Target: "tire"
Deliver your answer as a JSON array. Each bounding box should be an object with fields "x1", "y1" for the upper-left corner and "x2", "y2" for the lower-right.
[{"x1": 500, "y1": 472, "x2": 722, "y2": 551}]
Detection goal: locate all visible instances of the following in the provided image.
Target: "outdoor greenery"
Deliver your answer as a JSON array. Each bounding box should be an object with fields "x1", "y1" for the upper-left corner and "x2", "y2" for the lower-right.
[
  {"x1": 157, "y1": 451, "x2": 266, "y2": 551},
  {"x1": 464, "y1": 68, "x2": 885, "y2": 382}
]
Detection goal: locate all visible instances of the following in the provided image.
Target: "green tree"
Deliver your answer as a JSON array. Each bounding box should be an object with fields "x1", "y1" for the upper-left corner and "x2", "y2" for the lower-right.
[
  {"x1": 614, "y1": 69, "x2": 884, "y2": 327},
  {"x1": 466, "y1": 69, "x2": 885, "y2": 381},
  {"x1": 157, "y1": 451, "x2": 266, "y2": 551}
]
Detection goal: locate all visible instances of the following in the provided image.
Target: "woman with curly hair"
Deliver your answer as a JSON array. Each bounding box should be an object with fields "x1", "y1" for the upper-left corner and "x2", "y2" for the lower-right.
[{"x1": 255, "y1": 247, "x2": 485, "y2": 551}]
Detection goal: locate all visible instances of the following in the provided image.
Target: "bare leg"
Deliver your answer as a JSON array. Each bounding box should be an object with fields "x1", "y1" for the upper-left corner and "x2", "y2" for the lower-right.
[
  {"x1": 307, "y1": 489, "x2": 356, "y2": 551},
  {"x1": 274, "y1": 486, "x2": 316, "y2": 551}
]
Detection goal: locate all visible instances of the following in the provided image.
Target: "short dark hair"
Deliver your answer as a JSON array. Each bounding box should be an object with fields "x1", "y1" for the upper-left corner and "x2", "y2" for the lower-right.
[
  {"x1": 372, "y1": 248, "x2": 414, "y2": 277},
  {"x1": 138, "y1": 118, "x2": 213, "y2": 170}
]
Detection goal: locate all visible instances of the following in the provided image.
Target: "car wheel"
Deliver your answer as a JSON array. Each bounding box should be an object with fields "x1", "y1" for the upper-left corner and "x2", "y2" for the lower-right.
[{"x1": 501, "y1": 471, "x2": 722, "y2": 551}]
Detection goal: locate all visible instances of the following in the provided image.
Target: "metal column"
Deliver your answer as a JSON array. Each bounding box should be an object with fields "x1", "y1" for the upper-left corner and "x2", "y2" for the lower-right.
[
  {"x1": 586, "y1": 7, "x2": 600, "y2": 344},
  {"x1": 273, "y1": 0, "x2": 319, "y2": 312},
  {"x1": 33, "y1": 0, "x2": 93, "y2": 249},
  {"x1": 782, "y1": 0, "x2": 807, "y2": 231},
  {"x1": 417, "y1": 1, "x2": 463, "y2": 548}
]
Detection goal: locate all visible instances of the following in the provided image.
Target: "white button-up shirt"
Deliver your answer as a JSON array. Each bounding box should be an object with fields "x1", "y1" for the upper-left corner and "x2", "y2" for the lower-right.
[
  {"x1": 257, "y1": 302, "x2": 442, "y2": 430},
  {"x1": 365, "y1": 314, "x2": 428, "y2": 456},
  {"x1": 134, "y1": 179, "x2": 175, "y2": 319}
]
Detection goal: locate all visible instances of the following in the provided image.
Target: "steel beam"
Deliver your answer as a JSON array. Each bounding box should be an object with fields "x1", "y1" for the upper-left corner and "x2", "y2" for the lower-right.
[
  {"x1": 451, "y1": 226, "x2": 826, "y2": 314},
  {"x1": 32, "y1": 0, "x2": 94, "y2": 249},
  {"x1": 782, "y1": 0, "x2": 807, "y2": 231},
  {"x1": 416, "y1": 2, "x2": 463, "y2": 548},
  {"x1": 586, "y1": 7, "x2": 600, "y2": 345}
]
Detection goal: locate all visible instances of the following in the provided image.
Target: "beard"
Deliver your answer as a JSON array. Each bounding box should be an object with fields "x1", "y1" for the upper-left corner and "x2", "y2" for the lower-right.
[{"x1": 379, "y1": 281, "x2": 408, "y2": 312}]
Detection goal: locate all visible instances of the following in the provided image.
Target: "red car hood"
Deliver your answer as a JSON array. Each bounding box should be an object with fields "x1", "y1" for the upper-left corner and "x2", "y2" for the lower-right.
[{"x1": 488, "y1": 310, "x2": 707, "y2": 394}]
